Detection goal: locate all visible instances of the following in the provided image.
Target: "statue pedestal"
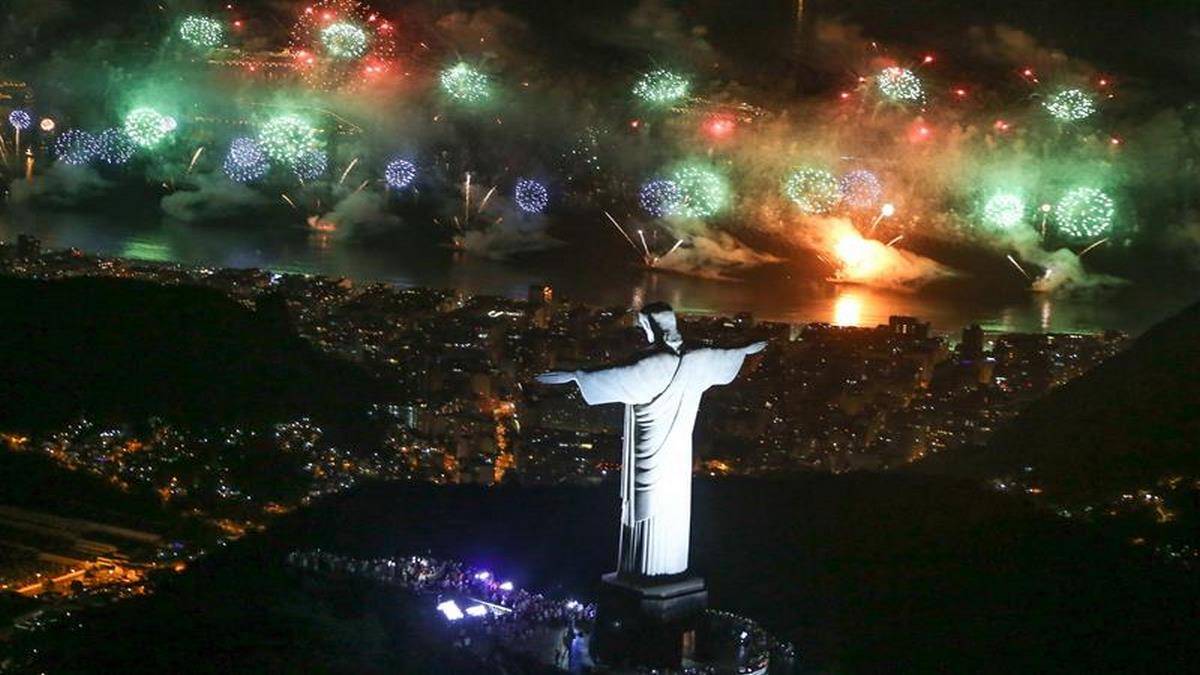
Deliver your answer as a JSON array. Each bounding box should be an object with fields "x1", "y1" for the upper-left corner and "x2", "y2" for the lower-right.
[{"x1": 591, "y1": 572, "x2": 708, "y2": 668}]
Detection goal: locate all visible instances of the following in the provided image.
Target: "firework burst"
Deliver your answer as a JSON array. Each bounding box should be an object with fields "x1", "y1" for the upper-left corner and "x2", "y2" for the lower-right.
[
  {"x1": 981, "y1": 192, "x2": 1026, "y2": 230},
  {"x1": 838, "y1": 170, "x2": 883, "y2": 209},
  {"x1": 1043, "y1": 88, "x2": 1096, "y2": 122},
  {"x1": 668, "y1": 163, "x2": 729, "y2": 219},
  {"x1": 514, "y1": 179, "x2": 549, "y2": 214},
  {"x1": 784, "y1": 168, "x2": 842, "y2": 215},
  {"x1": 639, "y1": 179, "x2": 684, "y2": 218},
  {"x1": 440, "y1": 63, "x2": 491, "y2": 104},
  {"x1": 179, "y1": 15, "x2": 224, "y2": 49},
  {"x1": 1054, "y1": 187, "x2": 1114, "y2": 239},
  {"x1": 123, "y1": 107, "x2": 174, "y2": 149},
  {"x1": 877, "y1": 67, "x2": 923, "y2": 103},
  {"x1": 96, "y1": 128, "x2": 136, "y2": 166},
  {"x1": 289, "y1": 0, "x2": 397, "y2": 89},
  {"x1": 321, "y1": 22, "x2": 368, "y2": 59},
  {"x1": 54, "y1": 129, "x2": 101, "y2": 166},
  {"x1": 223, "y1": 137, "x2": 271, "y2": 183},
  {"x1": 8, "y1": 110, "x2": 31, "y2": 131},
  {"x1": 293, "y1": 148, "x2": 328, "y2": 181},
  {"x1": 258, "y1": 115, "x2": 322, "y2": 167},
  {"x1": 633, "y1": 69, "x2": 690, "y2": 106},
  {"x1": 384, "y1": 158, "x2": 417, "y2": 189}
]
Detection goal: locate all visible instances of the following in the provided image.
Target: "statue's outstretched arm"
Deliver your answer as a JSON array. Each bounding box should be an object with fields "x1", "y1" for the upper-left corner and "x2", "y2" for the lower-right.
[
  {"x1": 535, "y1": 370, "x2": 579, "y2": 385},
  {"x1": 741, "y1": 340, "x2": 768, "y2": 355},
  {"x1": 537, "y1": 355, "x2": 673, "y2": 406}
]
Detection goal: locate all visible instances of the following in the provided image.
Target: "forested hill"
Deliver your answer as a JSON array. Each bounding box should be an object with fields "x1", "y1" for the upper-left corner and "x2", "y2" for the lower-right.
[{"x1": 0, "y1": 275, "x2": 382, "y2": 432}]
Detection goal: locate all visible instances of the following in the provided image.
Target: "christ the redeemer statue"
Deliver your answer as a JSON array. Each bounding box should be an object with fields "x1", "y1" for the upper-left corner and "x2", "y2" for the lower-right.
[{"x1": 537, "y1": 303, "x2": 765, "y2": 578}]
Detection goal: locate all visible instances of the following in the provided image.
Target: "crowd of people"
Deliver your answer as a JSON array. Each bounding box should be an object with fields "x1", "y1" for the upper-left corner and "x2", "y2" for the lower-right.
[
  {"x1": 286, "y1": 549, "x2": 797, "y2": 674},
  {"x1": 286, "y1": 549, "x2": 596, "y2": 669}
]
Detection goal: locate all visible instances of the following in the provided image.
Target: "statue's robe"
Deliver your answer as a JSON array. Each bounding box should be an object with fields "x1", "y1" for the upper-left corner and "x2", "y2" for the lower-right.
[{"x1": 574, "y1": 347, "x2": 749, "y2": 577}]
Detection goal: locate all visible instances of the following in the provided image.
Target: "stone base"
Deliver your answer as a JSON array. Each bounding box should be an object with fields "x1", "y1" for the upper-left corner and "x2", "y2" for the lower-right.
[{"x1": 591, "y1": 572, "x2": 708, "y2": 668}]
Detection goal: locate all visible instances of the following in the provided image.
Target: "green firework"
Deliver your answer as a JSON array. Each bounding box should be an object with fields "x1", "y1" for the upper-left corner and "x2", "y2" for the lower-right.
[
  {"x1": 180, "y1": 16, "x2": 224, "y2": 49},
  {"x1": 258, "y1": 115, "x2": 322, "y2": 166},
  {"x1": 783, "y1": 168, "x2": 842, "y2": 215},
  {"x1": 633, "y1": 69, "x2": 690, "y2": 106},
  {"x1": 1043, "y1": 89, "x2": 1096, "y2": 122},
  {"x1": 982, "y1": 192, "x2": 1027, "y2": 230},
  {"x1": 321, "y1": 22, "x2": 369, "y2": 60},
  {"x1": 123, "y1": 107, "x2": 173, "y2": 149},
  {"x1": 1054, "y1": 187, "x2": 1114, "y2": 239},
  {"x1": 877, "y1": 67, "x2": 923, "y2": 103},
  {"x1": 668, "y1": 163, "x2": 730, "y2": 219},
  {"x1": 440, "y1": 63, "x2": 491, "y2": 104}
]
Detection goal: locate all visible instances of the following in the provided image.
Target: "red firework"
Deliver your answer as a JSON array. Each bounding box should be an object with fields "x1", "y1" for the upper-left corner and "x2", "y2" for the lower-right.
[{"x1": 289, "y1": 0, "x2": 398, "y2": 90}]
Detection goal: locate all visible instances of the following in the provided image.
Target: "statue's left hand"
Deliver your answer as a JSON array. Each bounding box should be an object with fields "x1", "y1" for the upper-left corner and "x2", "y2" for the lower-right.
[
  {"x1": 535, "y1": 371, "x2": 577, "y2": 385},
  {"x1": 742, "y1": 340, "x2": 768, "y2": 355}
]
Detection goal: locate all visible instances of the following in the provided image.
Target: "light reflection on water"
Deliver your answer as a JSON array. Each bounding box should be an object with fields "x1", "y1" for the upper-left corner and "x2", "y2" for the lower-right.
[
  {"x1": 0, "y1": 210, "x2": 1190, "y2": 336},
  {"x1": 832, "y1": 291, "x2": 864, "y2": 327}
]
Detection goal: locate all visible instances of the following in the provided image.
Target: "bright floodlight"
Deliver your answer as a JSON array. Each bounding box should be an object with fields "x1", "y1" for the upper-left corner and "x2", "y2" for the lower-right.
[
  {"x1": 498, "y1": 581, "x2": 514, "y2": 591},
  {"x1": 881, "y1": 203, "x2": 896, "y2": 217},
  {"x1": 465, "y1": 605, "x2": 488, "y2": 618},
  {"x1": 436, "y1": 600, "x2": 464, "y2": 621}
]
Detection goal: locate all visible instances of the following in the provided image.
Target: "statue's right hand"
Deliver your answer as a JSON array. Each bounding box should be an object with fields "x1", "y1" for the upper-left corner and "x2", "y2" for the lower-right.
[
  {"x1": 742, "y1": 340, "x2": 768, "y2": 355},
  {"x1": 535, "y1": 371, "x2": 577, "y2": 385}
]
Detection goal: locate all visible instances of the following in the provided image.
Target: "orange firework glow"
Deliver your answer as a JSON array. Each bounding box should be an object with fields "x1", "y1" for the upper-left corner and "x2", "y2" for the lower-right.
[
  {"x1": 307, "y1": 215, "x2": 338, "y2": 232},
  {"x1": 834, "y1": 232, "x2": 885, "y2": 279}
]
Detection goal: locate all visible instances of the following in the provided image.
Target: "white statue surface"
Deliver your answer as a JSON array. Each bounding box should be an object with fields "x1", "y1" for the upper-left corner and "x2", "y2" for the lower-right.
[{"x1": 537, "y1": 303, "x2": 765, "y2": 579}]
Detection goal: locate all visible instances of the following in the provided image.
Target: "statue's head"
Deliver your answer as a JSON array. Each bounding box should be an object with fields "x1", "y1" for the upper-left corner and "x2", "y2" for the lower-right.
[{"x1": 637, "y1": 302, "x2": 683, "y2": 352}]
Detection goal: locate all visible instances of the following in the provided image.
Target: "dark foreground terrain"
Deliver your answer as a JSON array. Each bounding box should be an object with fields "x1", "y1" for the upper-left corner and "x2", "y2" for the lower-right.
[{"x1": 16, "y1": 474, "x2": 1197, "y2": 674}]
